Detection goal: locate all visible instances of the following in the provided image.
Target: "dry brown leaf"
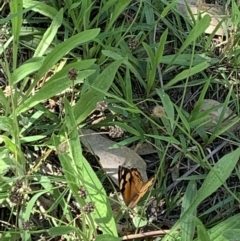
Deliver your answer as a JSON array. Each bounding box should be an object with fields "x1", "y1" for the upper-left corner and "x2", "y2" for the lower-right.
[
  {"x1": 131, "y1": 143, "x2": 157, "y2": 156},
  {"x1": 80, "y1": 129, "x2": 148, "y2": 185},
  {"x1": 199, "y1": 99, "x2": 240, "y2": 132},
  {"x1": 176, "y1": 0, "x2": 231, "y2": 36}
]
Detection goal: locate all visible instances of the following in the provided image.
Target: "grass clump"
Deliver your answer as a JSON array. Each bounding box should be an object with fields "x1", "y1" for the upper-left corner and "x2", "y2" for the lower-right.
[{"x1": 1, "y1": 0, "x2": 240, "y2": 240}]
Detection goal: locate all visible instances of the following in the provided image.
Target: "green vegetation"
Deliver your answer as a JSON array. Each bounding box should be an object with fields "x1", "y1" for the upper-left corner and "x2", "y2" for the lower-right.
[{"x1": 1, "y1": 0, "x2": 240, "y2": 240}]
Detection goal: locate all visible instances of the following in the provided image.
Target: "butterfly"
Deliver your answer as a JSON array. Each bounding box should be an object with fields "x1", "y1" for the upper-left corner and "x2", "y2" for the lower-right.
[{"x1": 118, "y1": 165, "x2": 154, "y2": 208}]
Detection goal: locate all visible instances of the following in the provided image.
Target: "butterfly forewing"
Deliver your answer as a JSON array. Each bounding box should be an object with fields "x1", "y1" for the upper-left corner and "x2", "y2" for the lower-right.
[
  {"x1": 131, "y1": 169, "x2": 144, "y2": 193},
  {"x1": 118, "y1": 165, "x2": 133, "y2": 205},
  {"x1": 118, "y1": 165, "x2": 154, "y2": 208}
]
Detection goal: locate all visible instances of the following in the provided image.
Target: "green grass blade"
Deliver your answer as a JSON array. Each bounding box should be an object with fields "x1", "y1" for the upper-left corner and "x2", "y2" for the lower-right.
[
  {"x1": 34, "y1": 29, "x2": 100, "y2": 83},
  {"x1": 106, "y1": 0, "x2": 131, "y2": 31},
  {"x1": 73, "y1": 59, "x2": 124, "y2": 124},
  {"x1": 155, "y1": 29, "x2": 168, "y2": 65},
  {"x1": 190, "y1": 78, "x2": 211, "y2": 120},
  {"x1": 156, "y1": 89, "x2": 174, "y2": 131},
  {"x1": 11, "y1": 57, "x2": 44, "y2": 85},
  {"x1": 195, "y1": 214, "x2": 240, "y2": 241},
  {"x1": 17, "y1": 60, "x2": 96, "y2": 114},
  {"x1": 175, "y1": 105, "x2": 190, "y2": 133},
  {"x1": 163, "y1": 147, "x2": 240, "y2": 240},
  {"x1": 195, "y1": 150, "x2": 240, "y2": 203},
  {"x1": 168, "y1": 14, "x2": 211, "y2": 66},
  {"x1": 195, "y1": 218, "x2": 211, "y2": 241},
  {"x1": 164, "y1": 61, "x2": 210, "y2": 88},
  {"x1": 9, "y1": 0, "x2": 23, "y2": 71},
  {"x1": 23, "y1": 0, "x2": 58, "y2": 19},
  {"x1": 145, "y1": 134, "x2": 180, "y2": 145},
  {"x1": 55, "y1": 99, "x2": 117, "y2": 236},
  {"x1": 181, "y1": 181, "x2": 197, "y2": 241}
]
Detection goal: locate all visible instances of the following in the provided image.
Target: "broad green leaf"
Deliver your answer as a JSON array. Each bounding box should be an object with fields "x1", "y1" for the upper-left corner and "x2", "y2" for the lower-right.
[
  {"x1": 0, "y1": 116, "x2": 13, "y2": 133},
  {"x1": 147, "y1": 29, "x2": 168, "y2": 94},
  {"x1": 0, "y1": 88, "x2": 9, "y2": 114},
  {"x1": 20, "y1": 135, "x2": 46, "y2": 143},
  {"x1": 23, "y1": 0, "x2": 58, "y2": 20},
  {"x1": 0, "y1": 150, "x2": 13, "y2": 176},
  {"x1": 142, "y1": 42, "x2": 154, "y2": 65},
  {"x1": 9, "y1": 0, "x2": 23, "y2": 71},
  {"x1": 11, "y1": 57, "x2": 44, "y2": 84},
  {"x1": 83, "y1": 158, "x2": 118, "y2": 236},
  {"x1": 195, "y1": 214, "x2": 240, "y2": 241},
  {"x1": 175, "y1": 105, "x2": 190, "y2": 133},
  {"x1": 55, "y1": 100, "x2": 117, "y2": 236},
  {"x1": 106, "y1": 0, "x2": 131, "y2": 31},
  {"x1": 222, "y1": 229, "x2": 240, "y2": 241},
  {"x1": 196, "y1": 218, "x2": 211, "y2": 241},
  {"x1": 155, "y1": 29, "x2": 168, "y2": 65},
  {"x1": 102, "y1": 50, "x2": 145, "y2": 87},
  {"x1": 181, "y1": 181, "x2": 197, "y2": 241},
  {"x1": 64, "y1": 99, "x2": 83, "y2": 172},
  {"x1": 73, "y1": 59, "x2": 124, "y2": 124},
  {"x1": 34, "y1": 9, "x2": 63, "y2": 57},
  {"x1": 143, "y1": 43, "x2": 155, "y2": 94},
  {"x1": 95, "y1": 234, "x2": 121, "y2": 241},
  {"x1": 16, "y1": 60, "x2": 96, "y2": 114},
  {"x1": 112, "y1": 122, "x2": 142, "y2": 137},
  {"x1": 1, "y1": 136, "x2": 18, "y2": 154},
  {"x1": 169, "y1": 15, "x2": 211, "y2": 65},
  {"x1": 156, "y1": 89, "x2": 175, "y2": 131},
  {"x1": 48, "y1": 226, "x2": 79, "y2": 236},
  {"x1": 161, "y1": 0, "x2": 176, "y2": 17},
  {"x1": 111, "y1": 136, "x2": 141, "y2": 147},
  {"x1": 23, "y1": 0, "x2": 72, "y2": 31},
  {"x1": 160, "y1": 54, "x2": 218, "y2": 66},
  {"x1": 20, "y1": 110, "x2": 44, "y2": 134},
  {"x1": 164, "y1": 61, "x2": 210, "y2": 88},
  {"x1": 190, "y1": 78, "x2": 211, "y2": 120},
  {"x1": 33, "y1": 29, "x2": 99, "y2": 86},
  {"x1": 163, "y1": 147, "x2": 240, "y2": 241},
  {"x1": 194, "y1": 148, "x2": 240, "y2": 206},
  {"x1": 145, "y1": 134, "x2": 180, "y2": 144},
  {"x1": 143, "y1": 0, "x2": 155, "y2": 26},
  {"x1": 24, "y1": 190, "x2": 50, "y2": 222}
]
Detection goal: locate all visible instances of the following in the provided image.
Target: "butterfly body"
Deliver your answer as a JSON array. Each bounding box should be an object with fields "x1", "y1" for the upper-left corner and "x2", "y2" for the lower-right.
[{"x1": 118, "y1": 165, "x2": 154, "y2": 208}]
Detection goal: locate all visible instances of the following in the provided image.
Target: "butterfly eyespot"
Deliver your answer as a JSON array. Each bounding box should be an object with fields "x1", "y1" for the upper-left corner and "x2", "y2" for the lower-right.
[{"x1": 118, "y1": 165, "x2": 154, "y2": 208}]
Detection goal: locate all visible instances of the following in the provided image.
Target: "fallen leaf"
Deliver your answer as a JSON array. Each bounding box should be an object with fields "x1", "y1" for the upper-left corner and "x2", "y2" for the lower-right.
[
  {"x1": 176, "y1": 0, "x2": 231, "y2": 36},
  {"x1": 80, "y1": 129, "x2": 148, "y2": 185},
  {"x1": 199, "y1": 99, "x2": 240, "y2": 132},
  {"x1": 131, "y1": 143, "x2": 157, "y2": 156}
]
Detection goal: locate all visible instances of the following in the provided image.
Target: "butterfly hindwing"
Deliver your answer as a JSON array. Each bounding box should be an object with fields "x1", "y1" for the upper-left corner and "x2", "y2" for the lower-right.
[{"x1": 129, "y1": 176, "x2": 154, "y2": 208}]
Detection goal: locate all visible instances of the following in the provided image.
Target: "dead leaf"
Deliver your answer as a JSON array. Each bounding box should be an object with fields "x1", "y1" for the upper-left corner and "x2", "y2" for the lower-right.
[
  {"x1": 199, "y1": 99, "x2": 240, "y2": 132},
  {"x1": 131, "y1": 143, "x2": 157, "y2": 156},
  {"x1": 176, "y1": 0, "x2": 231, "y2": 36},
  {"x1": 80, "y1": 129, "x2": 148, "y2": 185}
]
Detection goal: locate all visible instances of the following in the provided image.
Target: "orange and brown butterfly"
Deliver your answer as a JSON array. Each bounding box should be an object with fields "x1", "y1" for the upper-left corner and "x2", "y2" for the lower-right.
[{"x1": 118, "y1": 165, "x2": 154, "y2": 208}]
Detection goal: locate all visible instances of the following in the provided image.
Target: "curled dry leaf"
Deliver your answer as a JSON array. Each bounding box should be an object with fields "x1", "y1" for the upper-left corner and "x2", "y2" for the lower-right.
[
  {"x1": 199, "y1": 99, "x2": 240, "y2": 133},
  {"x1": 80, "y1": 129, "x2": 148, "y2": 185}
]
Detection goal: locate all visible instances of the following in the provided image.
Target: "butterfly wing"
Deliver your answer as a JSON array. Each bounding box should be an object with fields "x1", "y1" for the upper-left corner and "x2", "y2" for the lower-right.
[
  {"x1": 118, "y1": 165, "x2": 154, "y2": 208},
  {"x1": 118, "y1": 165, "x2": 140, "y2": 206},
  {"x1": 128, "y1": 176, "x2": 154, "y2": 208}
]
